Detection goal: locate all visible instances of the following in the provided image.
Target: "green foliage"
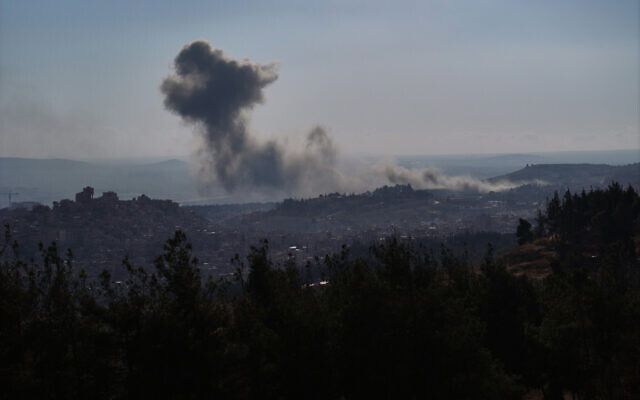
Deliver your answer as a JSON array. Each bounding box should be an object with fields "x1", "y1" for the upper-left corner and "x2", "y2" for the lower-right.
[
  {"x1": 516, "y1": 218, "x2": 534, "y2": 245},
  {"x1": 1, "y1": 183, "x2": 639, "y2": 399},
  {"x1": 542, "y1": 183, "x2": 639, "y2": 247}
]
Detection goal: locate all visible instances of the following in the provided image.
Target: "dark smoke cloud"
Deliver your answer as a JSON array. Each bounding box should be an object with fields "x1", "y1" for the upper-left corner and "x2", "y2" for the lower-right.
[
  {"x1": 161, "y1": 41, "x2": 536, "y2": 197},
  {"x1": 161, "y1": 41, "x2": 343, "y2": 194}
]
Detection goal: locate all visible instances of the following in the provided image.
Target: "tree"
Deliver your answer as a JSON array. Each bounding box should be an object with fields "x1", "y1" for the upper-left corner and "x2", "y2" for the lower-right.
[{"x1": 516, "y1": 218, "x2": 534, "y2": 245}]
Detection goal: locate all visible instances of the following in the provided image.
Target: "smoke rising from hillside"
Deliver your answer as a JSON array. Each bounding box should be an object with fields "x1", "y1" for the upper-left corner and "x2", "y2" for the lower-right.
[
  {"x1": 161, "y1": 41, "x2": 344, "y2": 194},
  {"x1": 161, "y1": 40, "x2": 532, "y2": 196},
  {"x1": 383, "y1": 164, "x2": 524, "y2": 192}
]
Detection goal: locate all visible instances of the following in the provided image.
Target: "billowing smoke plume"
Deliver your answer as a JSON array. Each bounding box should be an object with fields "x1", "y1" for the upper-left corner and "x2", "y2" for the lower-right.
[
  {"x1": 161, "y1": 41, "x2": 343, "y2": 194},
  {"x1": 162, "y1": 40, "x2": 535, "y2": 197},
  {"x1": 383, "y1": 164, "x2": 532, "y2": 192}
]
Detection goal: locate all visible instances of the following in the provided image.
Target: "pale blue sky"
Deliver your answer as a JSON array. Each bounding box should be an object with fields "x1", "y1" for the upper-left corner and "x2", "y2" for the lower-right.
[{"x1": 1, "y1": 0, "x2": 638, "y2": 158}]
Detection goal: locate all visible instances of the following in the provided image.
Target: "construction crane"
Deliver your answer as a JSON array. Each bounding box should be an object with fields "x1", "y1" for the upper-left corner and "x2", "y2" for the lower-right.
[{"x1": 0, "y1": 192, "x2": 19, "y2": 207}]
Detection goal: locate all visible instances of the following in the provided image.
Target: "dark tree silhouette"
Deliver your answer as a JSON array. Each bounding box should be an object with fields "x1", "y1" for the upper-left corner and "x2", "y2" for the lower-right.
[
  {"x1": 1, "y1": 183, "x2": 638, "y2": 399},
  {"x1": 516, "y1": 218, "x2": 534, "y2": 245}
]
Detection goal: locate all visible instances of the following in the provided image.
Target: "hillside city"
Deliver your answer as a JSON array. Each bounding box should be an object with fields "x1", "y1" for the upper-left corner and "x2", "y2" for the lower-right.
[{"x1": 2, "y1": 163, "x2": 638, "y2": 280}]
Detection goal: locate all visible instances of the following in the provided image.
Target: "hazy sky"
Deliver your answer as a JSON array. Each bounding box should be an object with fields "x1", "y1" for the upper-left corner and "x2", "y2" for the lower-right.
[{"x1": 1, "y1": 0, "x2": 638, "y2": 159}]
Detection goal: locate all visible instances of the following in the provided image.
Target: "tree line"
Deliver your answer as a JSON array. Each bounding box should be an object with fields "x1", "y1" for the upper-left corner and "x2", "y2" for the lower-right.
[{"x1": 1, "y1": 183, "x2": 639, "y2": 399}]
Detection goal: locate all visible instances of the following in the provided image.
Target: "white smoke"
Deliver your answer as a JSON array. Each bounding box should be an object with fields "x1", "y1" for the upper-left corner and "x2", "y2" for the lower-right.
[{"x1": 382, "y1": 164, "x2": 542, "y2": 192}]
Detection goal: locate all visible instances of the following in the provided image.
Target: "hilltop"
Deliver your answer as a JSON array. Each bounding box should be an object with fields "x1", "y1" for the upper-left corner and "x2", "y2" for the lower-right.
[
  {"x1": 490, "y1": 163, "x2": 639, "y2": 188},
  {"x1": 0, "y1": 157, "x2": 205, "y2": 206}
]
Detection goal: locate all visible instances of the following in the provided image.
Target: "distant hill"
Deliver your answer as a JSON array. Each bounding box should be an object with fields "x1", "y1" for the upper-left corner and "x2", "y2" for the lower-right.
[
  {"x1": 395, "y1": 149, "x2": 639, "y2": 178},
  {"x1": 0, "y1": 157, "x2": 207, "y2": 207},
  {"x1": 2, "y1": 154, "x2": 638, "y2": 208},
  {"x1": 489, "y1": 163, "x2": 640, "y2": 188},
  {"x1": 0, "y1": 157, "x2": 301, "y2": 207}
]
